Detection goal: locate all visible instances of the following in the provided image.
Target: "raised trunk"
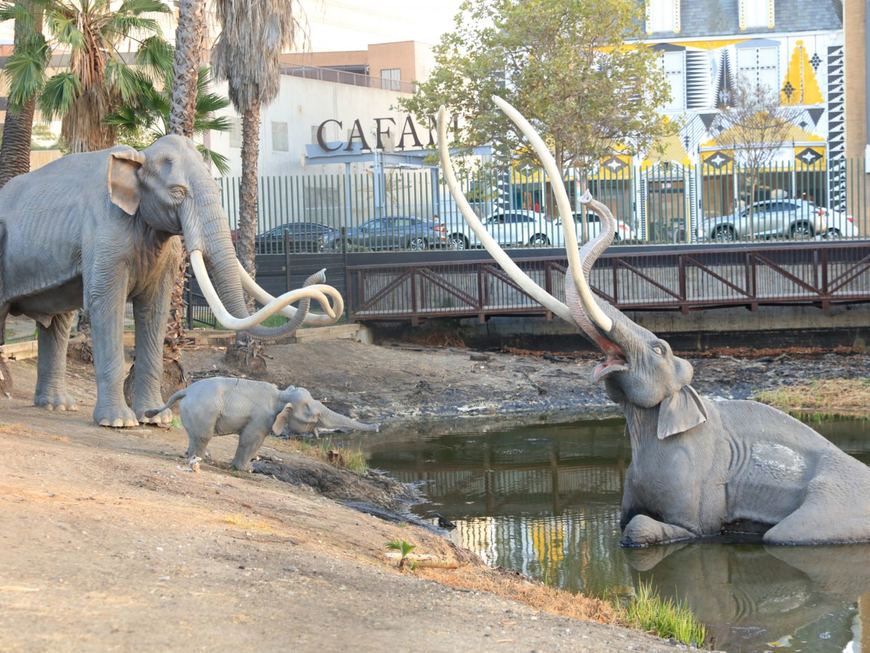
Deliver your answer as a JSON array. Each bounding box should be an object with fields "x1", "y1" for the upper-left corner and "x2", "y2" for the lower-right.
[{"x1": 0, "y1": 0, "x2": 44, "y2": 189}]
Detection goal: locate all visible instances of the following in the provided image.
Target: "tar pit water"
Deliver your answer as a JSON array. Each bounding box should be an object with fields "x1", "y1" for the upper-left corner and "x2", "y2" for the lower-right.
[{"x1": 344, "y1": 418, "x2": 870, "y2": 653}]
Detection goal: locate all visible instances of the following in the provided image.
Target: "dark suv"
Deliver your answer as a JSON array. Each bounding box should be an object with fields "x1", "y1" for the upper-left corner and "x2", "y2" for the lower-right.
[{"x1": 254, "y1": 222, "x2": 338, "y2": 254}]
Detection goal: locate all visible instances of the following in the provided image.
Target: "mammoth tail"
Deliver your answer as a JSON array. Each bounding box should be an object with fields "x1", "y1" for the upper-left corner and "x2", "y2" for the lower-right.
[{"x1": 143, "y1": 389, "x2": 187, "y2": 417}]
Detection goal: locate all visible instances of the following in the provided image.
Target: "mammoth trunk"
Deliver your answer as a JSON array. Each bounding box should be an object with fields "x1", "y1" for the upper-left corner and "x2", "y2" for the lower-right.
[{"x1": 319, "y1": 405, "x2": 379, "y2": 433}]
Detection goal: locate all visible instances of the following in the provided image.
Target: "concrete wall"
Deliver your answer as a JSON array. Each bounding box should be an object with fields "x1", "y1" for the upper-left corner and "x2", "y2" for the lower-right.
[{"x1": 212, "y1": 74, "x2": 415, "y2": 176}]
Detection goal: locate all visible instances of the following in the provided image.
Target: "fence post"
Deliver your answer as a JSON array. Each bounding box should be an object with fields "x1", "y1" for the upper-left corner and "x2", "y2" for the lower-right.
[
  {"x1": 186, "y1": 273, "x2": 193, "y2": 330},
  {"x1": 284, "y1": 230, "x2": 291, "y2": 293}
]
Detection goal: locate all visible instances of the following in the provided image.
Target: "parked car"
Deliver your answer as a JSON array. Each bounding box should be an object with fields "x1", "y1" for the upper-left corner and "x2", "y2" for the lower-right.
[
  {"x1": 253, "y1": 222, "x2": 338, "y2": 254},
  {"x1": 443, "y1": 209, "x2": 636, "y2": 249},
  {"x1": 815, "y1": 206, "x2": 859, "y2": 239},
  {"x1": 698, "y1": 199, "x2": 829, "y2": 241},
  {"x1": 443, "y1": 209, "x2": 560, "y2": 249},
  {"x1": 560, "y1": 212, "x2": 638, "y2": 243},
  {"x1": 326, "y1": 216, "x2": 447, "y2": 251}
]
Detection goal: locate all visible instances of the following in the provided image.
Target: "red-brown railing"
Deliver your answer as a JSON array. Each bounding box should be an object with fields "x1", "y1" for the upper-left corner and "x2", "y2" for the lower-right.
[{"x1": 347, "y1": 241, "x2": 870, "y2": 323}]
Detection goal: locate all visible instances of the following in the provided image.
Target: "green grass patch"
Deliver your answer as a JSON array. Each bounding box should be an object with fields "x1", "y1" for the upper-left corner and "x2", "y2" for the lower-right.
[
  {"x1": 618, "y1": 582, "x2": 707, "y2": 648},
  {"x1": 754, "y1": 378, "x2": 870, "y2": 420},
  {"x1": 291, "y1": 436, "x2": 368, "y2": 474}
]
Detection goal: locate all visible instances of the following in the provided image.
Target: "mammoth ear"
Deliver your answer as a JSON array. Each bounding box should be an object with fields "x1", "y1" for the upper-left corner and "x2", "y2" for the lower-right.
[
  {"x1": 657, "y1": 385, "x2": 707, "y2": 440},
  {"x1": 271, "y1": 404, "x2": 294, "y2": 436},
  {"x1": 108, "y1": 149, "x2": 145, "y2": 215}
]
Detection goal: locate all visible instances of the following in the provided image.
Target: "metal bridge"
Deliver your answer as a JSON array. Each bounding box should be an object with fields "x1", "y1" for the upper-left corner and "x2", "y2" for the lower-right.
[{"x1": 187, "y1": 239, "x2": 870, "y2": 327}]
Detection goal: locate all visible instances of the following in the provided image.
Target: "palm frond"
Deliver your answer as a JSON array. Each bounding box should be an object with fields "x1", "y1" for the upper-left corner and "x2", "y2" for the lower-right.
[
  {"x1": 105, "y1": 57, "x2": 152, "y2": 103},
  {"x1": 45, "y1": 11, "x2": 84, "y2": 49},
  {"x1": 194, "y1": 114, "x2": 231, "y2": 133},
  {"x1": 116, "y1": 0, "x2": 172, "y2": 16},
  {"x1": 3, "y1": 33, "x2": 49, "y2": 108},
  {"x1": 198, "y1": 144, "x2": 231, "y2": 176},
  {"x1": 135, "y1": 36, "x2": 174, "y2": 78},
  {"x1": 105, "y1": 15, "x2": 162, "y2": 40},
  {"x1": 39, "y1": 71, "x2": 82, "y2": 121}
]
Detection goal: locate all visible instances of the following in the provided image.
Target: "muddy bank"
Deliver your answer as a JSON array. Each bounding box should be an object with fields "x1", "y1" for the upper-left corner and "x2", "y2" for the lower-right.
[
  {"x1": 0, "y1": 357, "x2": 702, "y2": 653},
  {"x1": 183, "y1": 340, "x2": 870, "y2": 430}
]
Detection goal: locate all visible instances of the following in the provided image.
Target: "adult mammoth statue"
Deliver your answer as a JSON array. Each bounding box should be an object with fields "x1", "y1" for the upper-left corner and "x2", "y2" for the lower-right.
[
  {"x1": 0, "y1": 135, "x2": 343, "y2": 427},
  {"x1": 438, "y1": 99, "x2": 870, "y2": 546}
]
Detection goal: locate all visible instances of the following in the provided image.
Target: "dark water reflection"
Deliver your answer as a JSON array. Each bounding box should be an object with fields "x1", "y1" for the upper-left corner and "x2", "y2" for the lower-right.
[{"x1": 350, "y1": 418, "x2": 870, "y2": 653}]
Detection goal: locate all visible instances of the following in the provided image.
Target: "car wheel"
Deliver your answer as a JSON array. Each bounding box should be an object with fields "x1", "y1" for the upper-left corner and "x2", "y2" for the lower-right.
[
  {"x1": 712, "y1": 225, "x2": 736, "y2": 242},
  {"x1": 408, "y1": 237, "x2": 428, "y2": 251},
  {"x1": 825, "y1": 228, "x2": 842, "y2": 239},
  {"x1": 529, "y1": 234, "x2": 550, "y2": 246},
  {"x1": 447, "y1": 234, "x2": 469, "y2": 250},
  {"x1": 789, "y1": 222, "x2": 814, "y2": 238}
]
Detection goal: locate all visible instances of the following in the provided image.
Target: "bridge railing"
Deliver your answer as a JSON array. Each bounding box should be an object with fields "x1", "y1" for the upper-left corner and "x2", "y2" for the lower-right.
[{"x1": 346, "y1": 240, "x2": 870, "y2": 323}]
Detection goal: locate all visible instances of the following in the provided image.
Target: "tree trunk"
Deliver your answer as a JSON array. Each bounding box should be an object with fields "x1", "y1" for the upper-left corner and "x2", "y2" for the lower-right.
[
  {"x1": 168, "y1": 0, "x2": 206, "y2": 138},
  {"x1": 238, "y1": 104, "x2": 261, "y2": 283},
  {"x1": 0, "y1": 0, "x2": 44, "y2": 190}
]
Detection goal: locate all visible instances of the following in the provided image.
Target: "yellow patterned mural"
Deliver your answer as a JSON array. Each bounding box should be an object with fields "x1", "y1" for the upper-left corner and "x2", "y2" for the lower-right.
[{"x1": 781, "y1": 40, "x2": 823, "y2": 105}]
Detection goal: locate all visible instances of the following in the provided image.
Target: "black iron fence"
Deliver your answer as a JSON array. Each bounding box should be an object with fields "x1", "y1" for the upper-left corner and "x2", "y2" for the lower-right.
[{"x1": 217, "y1": 158, "x2": 869, "y2": 254}]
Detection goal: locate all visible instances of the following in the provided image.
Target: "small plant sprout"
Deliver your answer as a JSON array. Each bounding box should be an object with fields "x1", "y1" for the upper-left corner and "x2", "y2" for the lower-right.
[{"x1": 386, "y1": 539, "x2": 416, "y2": 569}]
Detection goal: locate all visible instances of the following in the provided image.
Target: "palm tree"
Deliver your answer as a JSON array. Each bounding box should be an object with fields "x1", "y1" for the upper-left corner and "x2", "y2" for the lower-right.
[
  {"x1": 210, "y1": 0, "x2": 302, "y2": 282},
  {"x1": 37, "y1": 0, "x2": 172, "y2": 153},
  {"x1": 168, "y1": 0, "x2": 205, "y2": 137},
  {"x1": 0, "y1": 0, "x2": 47, "y2": 188}
]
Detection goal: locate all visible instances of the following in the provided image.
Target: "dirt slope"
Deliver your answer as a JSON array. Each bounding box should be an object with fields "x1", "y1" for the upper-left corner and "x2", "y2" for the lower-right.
[{"x1": 0, "y1": 356, "x2": 692, "y2": 653}]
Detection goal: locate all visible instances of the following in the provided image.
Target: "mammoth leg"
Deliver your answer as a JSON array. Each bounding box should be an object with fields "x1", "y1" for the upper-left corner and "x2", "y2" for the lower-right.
[
  {"x1": 34, "y1": 311, "x2": 78, "y2": 411},
  {"x1": 131, "y1": 240, "x2": 181, "y2": 424},
  {"x1": 621, "y1": 514, "x2": 696, "y2": 548},
  {"x1": 231, "y1": 423, "x2": 269, "y2": 472},
  {"x1": 88, "y1": 266, "x2": 138, "y2": 427}
]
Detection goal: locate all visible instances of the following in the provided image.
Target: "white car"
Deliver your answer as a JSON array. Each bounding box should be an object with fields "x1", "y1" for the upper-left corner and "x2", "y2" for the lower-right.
[
  {"x1": 442, "y1": 209, "x2": 636, "y2": 249},
  {"x1": 442, "y1": 209, "x2": 561, "y2": 249},
  {"x1": 816, "y1": 206, "x2": 859, "y2": 239}
]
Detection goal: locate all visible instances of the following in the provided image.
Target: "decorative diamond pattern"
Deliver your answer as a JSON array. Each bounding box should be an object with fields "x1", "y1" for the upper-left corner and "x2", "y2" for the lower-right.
[
  {"x1": 810, "y1": 53, "x2": 821, "y2": 70},
  {"x1": 796, "y1": 147, "x2": 822, "y2": 166},
  {"x1": 706, "y1": 151, "x2": 732, "y2": 169},
  {"x1": 782, "y1": 81, "x2": 794, "y2": 100}
]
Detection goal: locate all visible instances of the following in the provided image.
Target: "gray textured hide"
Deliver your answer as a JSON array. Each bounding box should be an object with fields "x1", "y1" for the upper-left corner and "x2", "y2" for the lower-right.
[
  {"x1": 146, "y1": 376, "x2": 379, "y2": 471},
  {"x1": 0, "y1": 135, "x2": 313, "y2": 428}
]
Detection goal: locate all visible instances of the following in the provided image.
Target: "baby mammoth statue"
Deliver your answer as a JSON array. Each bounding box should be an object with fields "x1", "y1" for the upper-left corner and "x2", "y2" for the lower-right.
[{"x1": 145, "y1": 376, "x2": 379, "y2": 471}]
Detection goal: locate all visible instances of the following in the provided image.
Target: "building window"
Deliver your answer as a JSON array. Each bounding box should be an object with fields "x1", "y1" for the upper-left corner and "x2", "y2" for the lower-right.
[
  {"x1": 736, "y1": 45, "x2": 779, "y2": 93},
  {"x1": 661, "y1": 50, "x2": 686, "y2": 111},
  {"x1": 646, "y1": 0, "x2": 679, "y2": 34},
  {"x1": 271, "y1": 121, "x2": 289, "y2": 152},
  {"x1": 739, "y1": 0, "x2": 774, "y2": 30},
  {"x1": 380, "y1": 68, "x2": 400, "y2": 91},
  {"x1": 229, "y1": 118, "x2": 242, "y2": 148}
]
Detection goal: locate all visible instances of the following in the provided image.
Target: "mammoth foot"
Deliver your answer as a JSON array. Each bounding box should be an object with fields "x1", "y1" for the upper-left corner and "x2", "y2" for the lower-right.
[
  {"x1": 621, "y1": 515, "x2": 696, "y2": 548},
  {"x1": 93, "y1": 403, "x2": 139, "y2": 428},
  {"x1": 135, "y1": 406, "x2": 173, "y2": 425},
  {"x1": 35, "y1": 392, "x2": 79, "y2": 412}
]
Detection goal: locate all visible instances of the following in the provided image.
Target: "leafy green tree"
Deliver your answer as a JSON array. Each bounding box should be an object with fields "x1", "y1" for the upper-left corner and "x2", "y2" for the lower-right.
[
  {"x1": 1, "y1": 0, "x2": 173, "y2": 155},
  {"x1": 402, "y1": 0, "x2": 674, "y2": 171},
  {"x1": 0, "y1": 0, "x2": 46, "y2": 188},
  {"x1": 107, "y1": 67, "x2": 231, "y2": 174}
]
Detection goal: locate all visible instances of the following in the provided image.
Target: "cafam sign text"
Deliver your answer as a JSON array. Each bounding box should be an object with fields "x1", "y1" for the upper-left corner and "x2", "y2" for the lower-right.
[{"x1": 315, "y1": 114, "x2": 459, "y2": 153}]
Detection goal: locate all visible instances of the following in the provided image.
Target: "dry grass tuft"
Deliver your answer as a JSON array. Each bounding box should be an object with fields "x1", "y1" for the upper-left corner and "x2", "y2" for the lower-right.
[
  {"x1": 418, "y1": 565, "x2": 616, "y2": 624},
  {"x1": 754, "y1": 378, "x2": 870, "y2": 419}
]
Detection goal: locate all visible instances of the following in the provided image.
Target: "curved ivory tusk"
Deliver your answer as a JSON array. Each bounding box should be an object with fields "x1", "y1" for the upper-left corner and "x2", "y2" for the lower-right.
[
  {"x1": 437, "y1": 106, "x2": 574, "y2": 323},
  {"x1": 190, "y1": 250, "x2": 341, "y2": 330},
  {"x1": 491, "y1": 96, "x2": 613, "y2": 333},
  {"x1": 237, "y1": 262, "x2": 344, "y2": 325}
]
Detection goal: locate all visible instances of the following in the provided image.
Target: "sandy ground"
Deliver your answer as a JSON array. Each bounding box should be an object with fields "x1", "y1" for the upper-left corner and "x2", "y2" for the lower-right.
[{"x1": 0, "y1": 351, "x2": 706, "y2": 653}]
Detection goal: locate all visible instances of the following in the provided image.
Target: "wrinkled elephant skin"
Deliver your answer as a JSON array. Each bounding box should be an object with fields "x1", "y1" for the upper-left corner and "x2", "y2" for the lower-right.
[
  {"x1": 438, "y1": 99, "x2": 870, "y2": 546},
  {"x1": 0, "y1": 135, "x2": 340, "y2": 428},
  {"x1": 145, "y1": 376, "x2": 379, "y2": 471}
]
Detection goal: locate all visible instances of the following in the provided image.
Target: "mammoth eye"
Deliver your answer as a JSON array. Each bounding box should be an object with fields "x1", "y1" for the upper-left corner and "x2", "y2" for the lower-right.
[
  {"x1": 651, "y1": 343, "x2": 666, "y2": 356},
  {"x1": 169, "y1": 185, "x2": 187, "y2": 201}
]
